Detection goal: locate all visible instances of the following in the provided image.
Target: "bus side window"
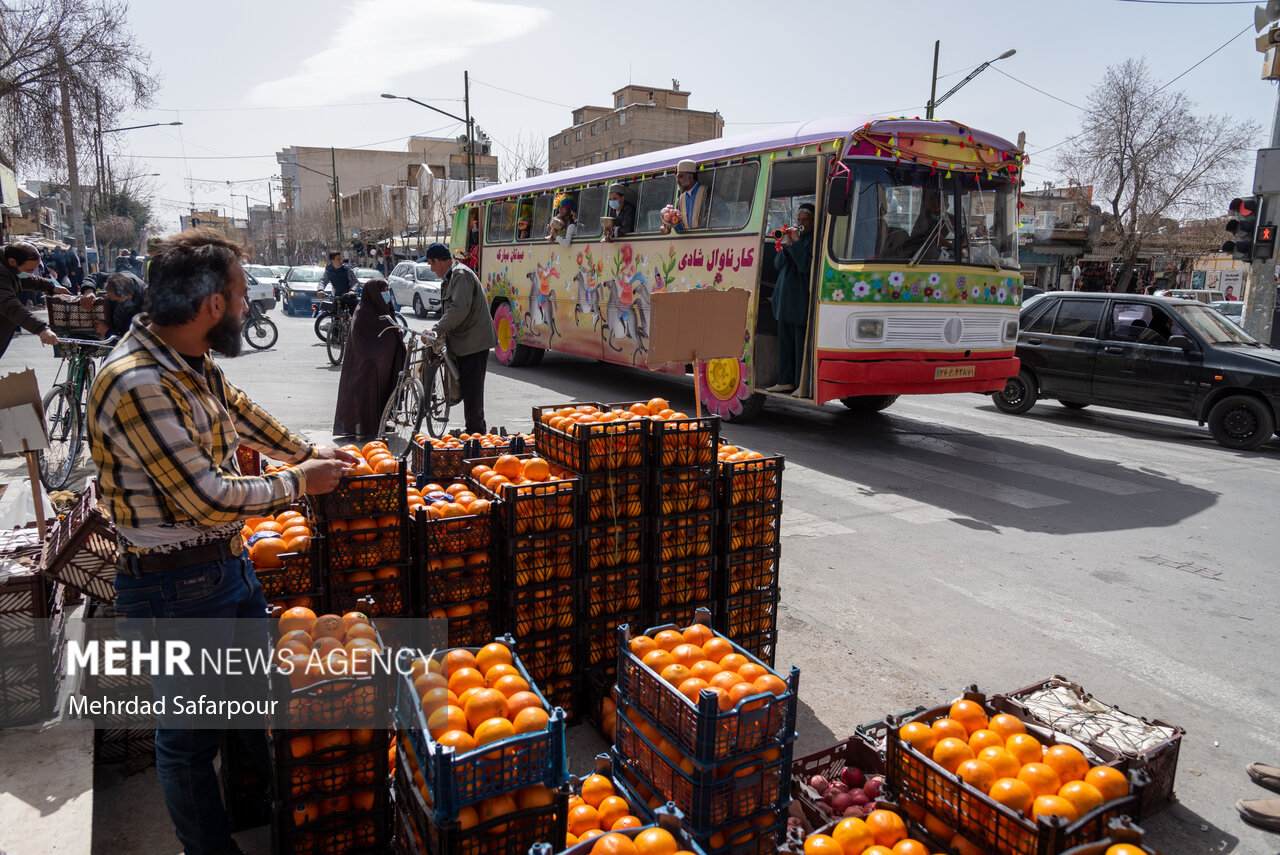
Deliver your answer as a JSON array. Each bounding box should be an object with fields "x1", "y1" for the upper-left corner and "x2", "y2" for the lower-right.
[
  {"x1": 706, "y1": 162, "x2": 758, "y2": 230},
  {"x1": 575, "y1": 186, "x2": 606, "y2": 239},
  {"x1": 635, "y1": 175, "x2": 677, "y2": 233},
  {"x1": 528, "y1": 194, "x2": 553, "y2": 241},
  {"x1": 487, "y1": 200, "x2": 517, "y2": 242}
]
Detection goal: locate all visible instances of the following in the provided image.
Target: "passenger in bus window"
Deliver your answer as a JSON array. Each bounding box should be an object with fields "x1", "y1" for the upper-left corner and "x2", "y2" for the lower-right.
[
  {"x1": 661, "y1": 159, "x2": 708, "y2": 234},
  {"x1": 766, "y1": 203, "x2": 815, "y2": 395},
  {"x1": 517, "y1": 219, "x2": 532, "y2": 240},
  {"x1": 548, "y1": 195, "x2": 578, "y2": 245},
  {"x1": 607, "y1": 183, "x2": 637, "y2": 240}
]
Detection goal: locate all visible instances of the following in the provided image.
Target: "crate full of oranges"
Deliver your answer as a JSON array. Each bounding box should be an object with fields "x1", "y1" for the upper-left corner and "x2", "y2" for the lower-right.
[
  {"x1": 533, "y1": 402, "x2": 649, "y2": 473},
  {"x1": 411, "y1": 428, "x2": 534, "y2": 480},
  {"x1": 414, "y1": 479, "x2": 494, "y2": 554},
  {"x1": 395, "y1": 640, "x2": 569, "y2": 822},
  {"x1": 716, "y1": 444, "x2": 783, "y2": 508},
  {"x1": 885, "y1": 690, "x2": 1149, "y2": 855},
  {"x1": 242, "y1": 506, "x2": 320, "y2": 602},
  {"x1": 311, "y1": 441, "x2": 407, "y2": 521},
  {"x1": 547, "y1": 802, "x2": 709, "y2": 855},
  {"x1": 467, "y1": 455, "x2": 580, "y2": 537},
  {"x1": 605, "y1": 400, "x2": 719, "y2": 470}
]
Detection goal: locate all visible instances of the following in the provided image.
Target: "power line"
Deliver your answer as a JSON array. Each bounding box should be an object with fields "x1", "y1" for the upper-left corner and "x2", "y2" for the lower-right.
[
  {"x1": 1116, "y1": 0, "x2": 1252, "y2": 4},
  {"x1": 1156, "y1": 21, "x2": 1253, "y2": 91},
  {"x1": 991, "y1": 67, "x2": 1087, "y2": 111},
  {"x1": 147, "y1": 99, "x2": 460, "y2": 113},
  {"x1": 470, "y1": 76, "x2": 574, "y2": 109}
]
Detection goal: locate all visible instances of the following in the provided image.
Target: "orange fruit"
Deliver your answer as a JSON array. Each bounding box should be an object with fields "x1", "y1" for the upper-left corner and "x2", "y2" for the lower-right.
[
  {"x1": 474, "y1": 642, "x2": 512, "y2": 675},
  {"x1": 1031, "y1": 794, "x2": 1080, "y2": 824},
  {"x1": 596, "y1": 795, "x2": 629, "y2": 830},
  {"x1": 701, "y1": 637, "x2": 733, "y2": 663},
  {"x1": 659, "y1": 663, "x2": 693, "y2": 687},
  {"x1": 863, "y1": 810, "x2": 908, "y2": 848},
  {"x1": 492, "y1": 673, "x2": 531, "y2": 698},
  {"x1": 1018, "y1": 762, "x2": 1062, "y2": 798},
  {"x1": 956, "y1": 758, "x2": 998, "y2": 794},
  {"x1": 441, "y1": 648, "x2": 478, "y2": 676},
  {"x1": 803, "y1": 835, "x2": 844, "y2": 855},
  {"x1": 437, "y1": 729, "x2": 477, "y2": 754},
  {"x1": 949, "y1": 699, "x2": 988, "y2": 735},
  {"x1": 988, "y1": 777, "x2": 1034, "y2": 814},
  {"x1": 518, "y1": 785, "x2": 556, "y2": 810},
  {"x1": 278, "y1": 606, "x2": 317, "y2": 636},
  {"x1": 736, "y1": 662, "x2": 768, "y2": 683},
  {"x1": 427, "y1": 705, "x2": 467, "y2": 739},
  {"x1": 977, "y1": 746, "x2": 1021, "y2": 779},
  {"x1": 493, "y1": 454, "x2": 522, "y2": 479},
  {"x1": 1084, "y1": 766, "x2": 1129, "y2": 801},
  {"x1": 670, "y1": 643, "x2": 705, "y2": 668},
  {"x1": 1005, "y1": 732, "x2": 1044, "y2": 766},
  {"x1": 629, "y1": 635, "x2": 659, "y2": 659},
  {"x1": 678, "y1": 677, "x2": 710, "y2": 703},
  {"x1": 988, "y1": 712, "x2": 1027, "y2": 741},
  {"x1": 682, "y1": 624, "x2": 715, "y2": 646},
  {"x1": 891, "y1": 841, "x2": 930, "y2": 855},
  {"x1": 931, "y1": 717, "x2": 968, "y2": 742},
  {"x1": 1058, "y1": 779, "x2": 1105, "y2": 816},
  {"x1": 642, "y1": 649, "x2": 676, "y2": 673},
  {"x1": 752, "y1": 674, "x2": 788, "y2": 697},
  {"x1": 612, "y1": 816, "x2": 643, "y2": 831},
  {"x1": 653, "y1": 630, "x2": 684, "y2": 651},
  {"x1": 568, "y1": 804, "x2": 602, "y2": 836},
  {"x1": 1043, "y1": 744, "x2": 1090, "y2": 784},
  {"x1": 634, "y1": 827, "x2": 678, "y2": 855},
  {"x1": 480, "y1": 792, "x2": 517, "y2": 833},
  {"x1": 968, "y1": 728, "x2": 1004, "y2": 753},
  {"x1": 593, "y1": 833, "x2": 640, "y2": 855},
  {"x1": 473, "y1": 717, "x2": 516, "y2": 747},
  {"x1": 831, "y1": 817, "x2": 875, "y2": 855},
  {"x1": 447, "y1": 667, "x2": 486, "y2": 696},
  {"x1": 513, "y1": 706, "x2": 550, "y2": 734},
  {"x1": 463, "y1": 688, "x2": 509, "y2": 731},
  {"x1": 689, "y1": 660, "x2": 723, "y2": 682},
  {"x1": 898, "y1": 721, "x2": 937, "y2": 755},
  {"x1": 506, "y1": 691, "x2": 544, "y2": 718},
  {"x1": 718, "y1": 653, "x2": 749, "y2": 673},
  {"x1": 250, "y1": 537, "x2": 289, "y2": 570},
  {"x1": 932, "y1": 737, "x2": 974, "y2": 774},
  {"x1": 1104, "y1": 846, "x2": 1148, "y2": 855}
]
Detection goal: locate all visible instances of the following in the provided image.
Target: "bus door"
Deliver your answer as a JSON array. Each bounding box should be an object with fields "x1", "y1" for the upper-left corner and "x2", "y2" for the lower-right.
[{"x1": 758, "y1": 156, "x2": 819, "y2": 395}]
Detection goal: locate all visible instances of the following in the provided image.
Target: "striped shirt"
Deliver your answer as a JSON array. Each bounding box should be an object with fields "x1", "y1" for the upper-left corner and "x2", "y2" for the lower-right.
[{"x1": 88, "y1": 315, "x2": 316, "y2": 554}]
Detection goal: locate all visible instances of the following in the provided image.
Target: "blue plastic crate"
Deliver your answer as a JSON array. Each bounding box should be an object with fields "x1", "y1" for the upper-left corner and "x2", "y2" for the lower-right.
[{"x1": 528, "y1": 804, "x2": 708, "y2": 855}]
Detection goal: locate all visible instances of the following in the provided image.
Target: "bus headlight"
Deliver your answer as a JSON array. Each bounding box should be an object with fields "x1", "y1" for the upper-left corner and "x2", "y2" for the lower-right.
[
  {"x1": 1003, "y1": 319, "x2": 1019, "y2": 342},
  {"x1": 854, "y1": 318, "x2": 884, "y2": 341}
]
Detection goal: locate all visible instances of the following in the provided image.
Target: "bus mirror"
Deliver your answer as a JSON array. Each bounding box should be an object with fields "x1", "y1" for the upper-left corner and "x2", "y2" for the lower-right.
[{"x1": 827, "y1": 174, "x2": 852, "y2": 217}]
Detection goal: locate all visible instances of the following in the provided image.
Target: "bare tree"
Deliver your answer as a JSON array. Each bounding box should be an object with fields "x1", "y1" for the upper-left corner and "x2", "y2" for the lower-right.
[
  {"x1": 500, "y1": 132, "x2": 547, "y2": 184},
  {"x1": 1058, "y1": 58, "x2": 1257, "y2": 293},
  {"x1": 424, "y1": 178, "x2": 466, "y2": 242}
]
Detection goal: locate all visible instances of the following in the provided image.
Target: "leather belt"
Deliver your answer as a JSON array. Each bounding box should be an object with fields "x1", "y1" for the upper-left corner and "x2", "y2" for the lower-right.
[{"x1": 120, "y1": 535, "x2": 243, "y2": 577}]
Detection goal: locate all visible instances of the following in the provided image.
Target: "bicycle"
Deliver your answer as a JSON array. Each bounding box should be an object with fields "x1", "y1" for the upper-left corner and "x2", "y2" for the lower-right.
[
  {"x1": 324, "y1": 292, "x2": 360, "y2": 365},
  {"x1": 314, "y1": 287, "x2": 407, "y2": 342},
  {"x1": 242, "y1": 301, "x2": 278, "y2": 350},
  {"x1": 378, "y1": 325, "x2": 452, "y2": 458},
  {"x1": 38, "y1": 335, "x2": 118, "y2": 490}
]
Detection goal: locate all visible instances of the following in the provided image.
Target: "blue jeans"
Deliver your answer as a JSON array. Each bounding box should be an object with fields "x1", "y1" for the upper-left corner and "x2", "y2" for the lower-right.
[{"x1": 114, "y1": 553, "x2": 270, "y2": 855}]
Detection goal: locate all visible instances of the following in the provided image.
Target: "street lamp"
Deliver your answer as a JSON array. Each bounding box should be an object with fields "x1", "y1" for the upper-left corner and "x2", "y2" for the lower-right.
[
  {"x1": 926, "y1": 46, "x2": 1015, "y2": 120},
  {"x1": 382, "y1": 88, "x2": 476, "y2": 192}
]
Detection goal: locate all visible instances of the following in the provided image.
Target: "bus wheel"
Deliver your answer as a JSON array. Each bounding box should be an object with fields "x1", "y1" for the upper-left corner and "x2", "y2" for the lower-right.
[
  {"x1": 492, "y1": 301, "x2": 530, "y2": 367},
  {"x1": 697, "y1": 358, "x2": 762, "y2": 421},
  {"x1": 840, "y1": 395, "x2": 899, "y2": 413}
]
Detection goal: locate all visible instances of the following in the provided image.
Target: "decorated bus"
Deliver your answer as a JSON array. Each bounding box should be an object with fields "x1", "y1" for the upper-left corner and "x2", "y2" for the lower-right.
[{"x1": 450, "y1": 116, "x2": 1025, "y2": 421}]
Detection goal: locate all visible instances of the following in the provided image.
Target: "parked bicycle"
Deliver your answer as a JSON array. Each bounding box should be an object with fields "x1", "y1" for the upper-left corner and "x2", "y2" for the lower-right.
[
  {"x1": 314, "y1": 286, "x2": 407, "y2": 342},
  {"x1": 242, "y1": 300, "x2": 278, "y2": 350},
  {"x1": 379, "y1": 325, "x2": 452, "y2": 457},
  {"x1": 39, "y1": 335, "x2": 118, "y2": 490}
]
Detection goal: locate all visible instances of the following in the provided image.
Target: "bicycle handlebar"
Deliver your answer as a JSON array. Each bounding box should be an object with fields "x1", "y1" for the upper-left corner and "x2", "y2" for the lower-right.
[{"x1": 57, "y1": 335, "x2": 118, "y2": 348}]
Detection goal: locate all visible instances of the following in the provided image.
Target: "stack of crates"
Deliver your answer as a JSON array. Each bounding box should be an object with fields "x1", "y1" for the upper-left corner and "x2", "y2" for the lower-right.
[
  {"x1": 716, "y1": 446, "x2": 785, "y2": 666},
  {"x1": 612, "y1": 614, "x2": 799, "y2": 855},
  {"x1": 467, "y1": 453, "x2": 581, "y2": 716},
  {"x1": 268, "y1": 629, "x2": 392, "y2": 855},
  {"x1": 81, "y1": 601, "x2": 154, "y2": 764},
  {"x1": 393, "y1": 641, "x2": 569, "y2": 855},
  {"x1": 413, "y1": 480, "x2": 498, "y2": 647},
  {"x1": 0, "y1": 528, "x2": 66, "y2": 729},
  {"x1": 411, "y1": 428, "x2": 532, "y2": 483},
  {"x1": 252, "y1": 502, "x2": 324, "y2": 622},
  {"x1": 311, "y1": 470, "x2": 412, "y2": 619}
]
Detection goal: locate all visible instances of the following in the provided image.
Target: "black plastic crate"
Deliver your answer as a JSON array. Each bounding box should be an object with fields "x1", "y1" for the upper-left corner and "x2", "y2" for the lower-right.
[
  {"x1": 718, "y1": 452, "x2": 784, "y2": 508},
  {"x1": 649, "y1": 415, "x2": 720, "y2": 469},
  {"x1": 221, "y1": 731, "x2": 270, "y2": 832},
  {"x1": 94, "y1": 728, "x2": 155, "y2": 765},
  {"x1": 0, "y1": 636, "x2": 63, "y2": 727},
  {"x1": 651, "y1": 556, "x2": 718, "y2": 610},
  {"x1": 723, "y1": 546, "x2": 780, "y2": 597},
  {"x1": 515, "y1": 629, "x2": 576, "y2": 687},
  {"x1": 721, "y1": 501, "x2": 781, "y2": 553},
  {"x1": 323, "y1": 516, "x2": 408, "y2": 574},
  {"x1": 1060, "y1": 817, "x2": 1159, "y2": 855},
  {"x1": 325, "y1": 564, "x2": 412, "y2": 619},
  {"x1": 499, "y1": 530, "x2": 579, "y2": 589},
  {"x1": 653, "y1": 512, "x2": 717, "y2": 563},
  {"x1": 415, "y1": 503, "x2": 494, "y2": 556},
  {"x1": 730, "y1": 630, "x2": 777, "y2": 669},
  {"x1": 412, "y1": 438, "x2": 468, "y2": 481},
  {"x1": 577, "y1": 466, "x2": 648, "y2": 524},
  {"x1": 531, "y1": 804, "x2": 704, "y2": 855},
  {"x1": 420, "y1": 547, "x2": 497, "y2": 605},
  {"x1": 470, "y1": 470, "x2": 580, "y2": 538},
  {"x1": 422, "y1": 597, "x2": 498, "y2": 649},
  {"x1": 269, "y1": 786, "x2": 391, "y2": 855},
  {"x1": 585, "y1": 518, "x2": 647, "y2": 571},
  {"x1": 312, "y1": 469, "x2": 407, "y2": 520},
  {"x1": 269, "y1": 663, "x2": 389, "y2": 732},
  {"x1": 0, "y1": 571, "x2": 58, "y2": 648},
  {"x1": 650, "y1": 601, "x2": 722, "y2": 632},
  {"x1": 652, "y1": 464, "x2": 718, "y2": 517},
  {"x1": 720, "y1": 587, "x2": 780, "y2": 641},
  {"x1": 504, "y1": 578, "x2": 577, "y2": 639},
  {"x1": 583, "y1": 563, "x2": 646, "y2": 619},
  {"x1": 533, "y1": 402, "x2": 649, "y2": 472},
  {"x1": 257, "y1": 540, "x2": 323, "y2": 601},
  {"x1": 582, "y1": 611, "x2": 646, "y2": 671},
  {"x1": 269, "y1": 727, "x2": 389, "y2": 805}
]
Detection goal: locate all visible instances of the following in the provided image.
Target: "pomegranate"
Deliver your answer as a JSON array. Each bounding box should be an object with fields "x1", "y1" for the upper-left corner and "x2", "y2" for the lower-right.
[{"x1": 841, "y1": 766, "x2": 866, "y2": 788}]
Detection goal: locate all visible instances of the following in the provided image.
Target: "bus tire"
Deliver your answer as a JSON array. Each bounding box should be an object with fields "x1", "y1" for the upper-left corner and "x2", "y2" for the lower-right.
[
  {"x1": 839, "y1": 395, "x2": 899, "y2": 413},
  {"x1": 524, "y1": 346, "x2": 545, "y2": 366},
  {"x1": 724, "y1": 392, "x2": 766, "y2": 423}
]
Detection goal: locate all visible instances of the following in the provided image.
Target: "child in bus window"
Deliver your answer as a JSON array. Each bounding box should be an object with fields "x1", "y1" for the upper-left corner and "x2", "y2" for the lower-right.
[{"x1": 547, "y1": 195, "x2": 577, "y2": 245}]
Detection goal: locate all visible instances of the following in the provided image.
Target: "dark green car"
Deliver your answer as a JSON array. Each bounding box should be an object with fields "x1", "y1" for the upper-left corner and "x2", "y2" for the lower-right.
[{"x1": 993, "y1": 292, "x2": 1280, "y2": 450}]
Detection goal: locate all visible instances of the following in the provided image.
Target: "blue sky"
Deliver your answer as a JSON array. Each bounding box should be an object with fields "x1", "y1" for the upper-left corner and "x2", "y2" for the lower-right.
[{"x1": 108, "y1": 0, "x2": 1276, "y2": 229}]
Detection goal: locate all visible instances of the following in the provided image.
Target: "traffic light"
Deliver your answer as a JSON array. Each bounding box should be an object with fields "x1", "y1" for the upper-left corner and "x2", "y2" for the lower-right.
[
  {"x1": 1257, "y1": 221, "x2": 1278, "y2": 260},
  {"x1": 1224, "y1": 196, "x2": 1263, "y2": 261}
]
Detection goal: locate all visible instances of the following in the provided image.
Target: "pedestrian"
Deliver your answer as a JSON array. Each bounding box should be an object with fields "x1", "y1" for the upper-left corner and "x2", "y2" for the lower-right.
[
  {"x1": 48, "y1": 243, "x2": 70, "y2": 285},
  {"x1": 65, "y1": 237, "x2": 83, "y2": 288},
  {"x1": 144, "y1": 236, "x2": 163, "y2": 284},
  {"x1": 765, "y1": 204, "x2": 815, "y2": 394},
  {"x1": 1, "y1": 242, "x2": 72, "y2": 358},
  {"x1": 423, "y1": 242, "x2": 497, "y2": 433},
  {"x1": 86, "y1": 227, "x2": 355, "y2": 855},
  {"x1": 333, "y1": 278, "x2": 406, "y2": 439},
  {"x1": 93, "y1": 271, "x2": 147, "y2": 341}
]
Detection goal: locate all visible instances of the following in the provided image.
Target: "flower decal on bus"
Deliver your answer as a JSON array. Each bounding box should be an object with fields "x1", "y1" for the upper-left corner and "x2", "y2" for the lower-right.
[{"x1": 821, "y1": 267, "x2": 1020, "y2": 307}]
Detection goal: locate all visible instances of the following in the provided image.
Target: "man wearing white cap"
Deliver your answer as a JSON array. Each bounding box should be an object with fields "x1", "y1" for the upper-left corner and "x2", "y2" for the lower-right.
[{"x1": 661, "y1": 159, "x2": 709, "y2": 234}]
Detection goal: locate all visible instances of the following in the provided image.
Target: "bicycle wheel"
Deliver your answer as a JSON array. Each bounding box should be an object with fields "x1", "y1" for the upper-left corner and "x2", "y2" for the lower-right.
[
  {"x1": 78, "y1": 357, "x2": 97, "y2": 438},
  {"x1": 38, "y1": 384, "x2": 80, "y2": 490},
  {"x1": 244, "y1": 316, "x2": 279, "y2": 350},
  {"x1": 423, "y1": 362, "x2": 451, "y2": 438},
  {"x1": 326, "y1": 318, "x2": 346, "y2": 365},
  {"x1": 314, "y1": 311, "x2": 332, "y2": 342},
  {"x1": 379, "y1": 375, "x2": 424, "y2": 458}
]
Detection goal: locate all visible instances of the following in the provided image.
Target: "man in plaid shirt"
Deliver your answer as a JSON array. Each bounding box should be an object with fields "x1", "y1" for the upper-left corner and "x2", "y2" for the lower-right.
[{"x1": 87, "y1": 228, "x2": 355, "y2": 855}]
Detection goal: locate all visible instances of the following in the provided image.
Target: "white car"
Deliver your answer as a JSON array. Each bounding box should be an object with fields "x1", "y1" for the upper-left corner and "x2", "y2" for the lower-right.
[
  {"x1": 244, "y1": 265, "x2": 280, "y2": 310},
  {"x1": 243, "y1": 269, "x2": 275, "y2": 312},
  {"x1": 388, "y1": 261, "x2": 442, "y2": 318}
]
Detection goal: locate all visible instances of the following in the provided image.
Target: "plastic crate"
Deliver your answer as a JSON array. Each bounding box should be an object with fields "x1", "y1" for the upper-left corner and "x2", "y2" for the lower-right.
[
  {"x1": 533, "y1": 402, "x2": 649, "y2": 472},
  {"x1": 530, "y1": 804, "x2": 703, "y2": 855},
  {"x1": 789, "y1": 731, "x2": 888, "y2": 829},
  {"x1": 652, "y1": 465, "x2": 718, "y2": 516},
  {"x1": 616, "y1": 617, "x2": 799, "y2": 766},
  {"x1": 653, "y1": 512, "x2": 717, "y2": 563},
  {"x1": 324, "y1": 564, "x2": 412, "y2": 619},
  {"x1": 421, "y1": 548, "x2": 497, "y2": 605},
  {"x1": 723, "y1": 547, "x2": 780, "y2": 597},
  {"x1": 394, "y1": 656, "x2": 568, "y2": 821},
  {"x1": 270, "y1": 787, "x2": 391, "y2": 855},
  {"x1": 582, "y1": 611, "x2": 646, "y2": 671},
  {"x1": 312, "y1": 469, "x2": 407, "y2": 520},
  {"x1": 396, "y1": 748, "x2": 568, "y2": 855},
  {"x1": 885, "y1": 690, "x2": 1150, "y2": 855},
  {"x1": 45, "y1": 293, "x2": 107, "y2": 332},
  {"x1": 505, "y1": 579, "x2": 577, "y2": 639},
  {"x1": 651, "y1": 556, "x2": 717, "y2": 610},
  {"x1": 612, "y1": 699, "x2": 793, "y2": 836},
  {"x1": 718, "y1": 453, "x2": 784, "y2": 508},
  {"x1": 1059, "y1": 817, "x2": 1158, "y2": 854},
  {"x1": 649, "y1": 415, "x2": 720, "y2": 468},
  {"x1": 415, "y1": 501, "x2": 494, "y2": 555},
  {"x1": 694, "y1": 808, "x2": 786, "y2": 855},
  {"x1": 268, "y1": 726, "x2": 389, "y2": 804},
  {"x1": 221, "y1": 731, "x2": 270, "y2": 833},
  {"x1": 412, "y1": 438, "x2": 467, "y2": 481},
  {"x1": 650, "y1": 602, "x2": 721, "y2": 632},
  {"x1": 39, "y1": 479, "x2": 119, "y2": 603},
  {"x1": 470, "y1": 467, "x2": 579, "y2": 537},
  {"x1": 581, "y1": 672, "x2": 619, "y2": 745},
  {"x1": 568, "y1": 752, "x2": 662, "y2": 822},
  {"x1": 256, "y1": 540, "x2": 322, "y2": 601},
  {"x1": 991, "y1": 676, "x2": 1184, "y2": 819},
  {"x1": 585, "y1": 518, "x2": 647, "y2": 571},
  {"x1": 721, "y1": 501, "x2": 781, "y2": 553},
  {"x1": 322, "y1": 516, "x2": 408, "y2": 573},
  {"x1": 0, "y1": 570, "x2": 58, "y2": 648},
  {"x1": 539, "y1": 675, "x2": 579, "y2": 724},
  {"x1": 269, "y1": 663, "x2": 389, "y2": 732},
  {"x1": 730, "y1": 631, "x2": 777, "y2": 669},
  {"x1": 94, "y1": 728, "x2": 154, "y2": 765},
  {"x1": 720, "y1": 587, "x2": 780, "y2": 640},
  {"x1": 516, "y1": 630, "x2": 577, "y2": 684},
  {"x1": 584, "y1": 563, "x2": 645, "y2": 618},
  {"x1": 578, "y1": 467, "x2": 648, "y2": 522},
  {"x1": 501, "y1": 530, "x2": 578, "y2": 588},
  {"x1": 423, "y1": 598, "x2": 498, "y2": 649},
  {"x1": 0, "y1": 635, "x2": 64, "y2": 727}
]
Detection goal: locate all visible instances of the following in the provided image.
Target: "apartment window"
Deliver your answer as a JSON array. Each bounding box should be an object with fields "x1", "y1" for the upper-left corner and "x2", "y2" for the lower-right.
[
  {"x1": 617, "y1": 147, "x2": 625, "y2": 159},
  {"x1": 591, "y1": 124, "x2": 598, "y2": 136},
  {"x1": 576, "y1": 130, "x2": 582, "y2": 141},
  {"x1": 604, "y1": 119, "x2": 610, "y2": 130},
  {"x1": 574, "y1": 111, "x2": 584, "y2": 124},
  {"x1": 615, "y1": 93, "x2": 624, "y2": 108},
  {"x1": 619, "y1": 112, "x2": 626, "y2": 126},
  {"x1": 564, "y1": 135, "x2": 569, "y2": 146},
  {"x1": 552, "y1": 139, "x2": 559, "y2": 149}
]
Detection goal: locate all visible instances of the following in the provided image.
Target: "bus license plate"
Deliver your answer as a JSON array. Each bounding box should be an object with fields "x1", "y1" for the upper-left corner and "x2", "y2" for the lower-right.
[{"x1": 935, "y1": 365, "x2": 975, "y2": 380}]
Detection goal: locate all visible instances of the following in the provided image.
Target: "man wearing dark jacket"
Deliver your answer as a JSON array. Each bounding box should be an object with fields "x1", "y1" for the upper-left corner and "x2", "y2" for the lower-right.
[
  {"x1": 766, "y1": 204, "x2": 815, "y2": 394},
  {"x1": 94, "y1": 272, "x2": 147, "y2": 340},
  {"x1": 423, "y1": 242, "x2": 497, "y2": 433},
  {"x1": 2, "y1": 242, "x2": 72, "y2": 358}
]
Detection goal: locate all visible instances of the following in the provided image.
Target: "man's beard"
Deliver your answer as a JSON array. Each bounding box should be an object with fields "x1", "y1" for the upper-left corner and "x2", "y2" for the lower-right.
[{"x1": 208, "y1": 305, "x2": 243, "y2": 357}]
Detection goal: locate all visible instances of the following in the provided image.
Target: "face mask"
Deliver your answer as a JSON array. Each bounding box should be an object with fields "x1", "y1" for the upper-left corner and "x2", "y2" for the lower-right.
[
  {"x1": 17, "y1": 272, "x2": 31, "y2": 279},
  {"x1": 609, "y1": 199, "x2": 621, "y2": 211}
]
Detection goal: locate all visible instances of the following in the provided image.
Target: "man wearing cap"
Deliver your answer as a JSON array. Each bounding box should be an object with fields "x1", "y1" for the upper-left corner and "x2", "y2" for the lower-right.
[
  {"x1": 144, "y1": 237, "x2": 164, "y2": 284},
  {"x1": 423, "y1": 242, "x2": 498, "y2": 433},
  {"x1": 661, "y1": 159, "x2": 708, "y2": 234},
  {"x1": 606, "y1": 183, "x2": 637, "y2": 240}
]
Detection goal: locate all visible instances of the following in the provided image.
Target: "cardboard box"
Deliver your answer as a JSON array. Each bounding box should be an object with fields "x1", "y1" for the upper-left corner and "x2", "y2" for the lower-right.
[{"x1": 647, "y1": 287, "x2": 749, "y2": 365}]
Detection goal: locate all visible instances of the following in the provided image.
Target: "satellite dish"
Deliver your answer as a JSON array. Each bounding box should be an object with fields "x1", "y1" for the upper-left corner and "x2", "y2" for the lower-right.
[{"x1": 1256, "y1": 0, "x2": 1280, "y2": 33}]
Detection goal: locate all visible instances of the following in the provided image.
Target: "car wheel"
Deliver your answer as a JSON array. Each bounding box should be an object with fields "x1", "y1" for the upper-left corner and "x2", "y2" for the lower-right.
[
  {"x1": 840, "y1": 395, "x2": 899, "y2": 413},
  {"x1": 992, "y1": 369, "x2": 1038, "y2": 414},
  {"x1": 413, "y1": 295, "x2": 427, "y2": 319},
  {"x1": 1058, "y1": 400, "x2": 1089, "y2": 409},
  {"x1": 1208, "y1": 394, "x2": 1274, "y2": 450},
  {"x1": 282, "y1": 300, "x2": 292, "y2": 316}
]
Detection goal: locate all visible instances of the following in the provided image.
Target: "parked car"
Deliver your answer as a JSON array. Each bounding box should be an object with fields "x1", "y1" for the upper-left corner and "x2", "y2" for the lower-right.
[
  {"x1": 387, "y1": 261, "x2": 442, "y2": 318},
  {"x1": 244, "y1": 265, "x2": 280, "y2": 310},
  {"x1": 1209, "y1": 300, "x2": 1243, "y2": 324},
  {"x1": 243, "y1": 269, "x2": 275, "y2": 312},
  {"x1": 993, "y1": 292, "x2": 1280, "y2": 450},
  {"x1": 278, "y1": 265, "x2": 325, "y2": 315},
  {"x1": 1156, "y1": 288, "x2": 1223, "y2": 304}
]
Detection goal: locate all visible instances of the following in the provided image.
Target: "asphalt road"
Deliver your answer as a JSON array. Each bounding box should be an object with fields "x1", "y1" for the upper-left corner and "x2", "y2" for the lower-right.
[{"x1": 3, "y1": 306, "x2": 1277, "y2": 854}]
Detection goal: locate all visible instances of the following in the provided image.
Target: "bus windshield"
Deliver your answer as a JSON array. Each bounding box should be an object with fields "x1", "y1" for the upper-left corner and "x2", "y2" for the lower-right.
[{"x1": 833, "y1": 163, "x2": 1019, "y2": 269}]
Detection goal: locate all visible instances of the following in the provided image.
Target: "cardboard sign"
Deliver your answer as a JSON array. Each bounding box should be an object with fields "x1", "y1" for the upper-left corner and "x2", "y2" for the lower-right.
[{"x1": 647, "y1": 288, "x2": 749, "y2": 365}]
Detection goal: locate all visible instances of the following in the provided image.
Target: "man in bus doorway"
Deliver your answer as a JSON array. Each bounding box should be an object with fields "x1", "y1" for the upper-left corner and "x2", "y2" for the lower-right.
[
  {"x1": 424, "y1": 242, "x2": 498, "y2": 433},
  {"x1": 767, "y1": 203, "x2": 815, "y2": 394},
  {"x1": 661, "y1": 159, "x2": 708, "y2": 233}
]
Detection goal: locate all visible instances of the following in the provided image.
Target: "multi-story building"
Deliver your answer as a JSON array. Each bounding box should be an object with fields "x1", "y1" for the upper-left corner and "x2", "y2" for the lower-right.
[
  {"x1": 338, "y1": 167, "x2": 480, "y2": 260},
  {"x1": 548, "y1": 83, "x2": 723, "y2": 173}
]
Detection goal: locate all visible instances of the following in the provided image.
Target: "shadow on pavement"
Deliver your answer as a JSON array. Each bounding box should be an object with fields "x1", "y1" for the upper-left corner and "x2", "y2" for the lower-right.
[{"x1": 1141, "y1": 801, "x2": 1240, "y2": 854}]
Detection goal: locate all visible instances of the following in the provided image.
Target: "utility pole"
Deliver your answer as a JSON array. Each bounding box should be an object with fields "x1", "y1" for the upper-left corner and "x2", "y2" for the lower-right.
[
  {"x1": 267, "y1": 181, "x2": 276, "y2": 264},
  {"x1": 55, "y1": 46, "x2": 84, "y2": 252},
  {"x1": 1244, "y1": 10, "x2": 1280, "y2": 344},
  {"x1": 94, "y1": 88, "x2": 104, "y2": 269},
  {"x1": 927, "y1": 41, "x2": 940, "y2": 121},
  {"x1": 464, "y1": 71, "x2": 475, "y2": 193},
  {"x1": 331, "y1": 147, "x2": 343, "y2": 248}
]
